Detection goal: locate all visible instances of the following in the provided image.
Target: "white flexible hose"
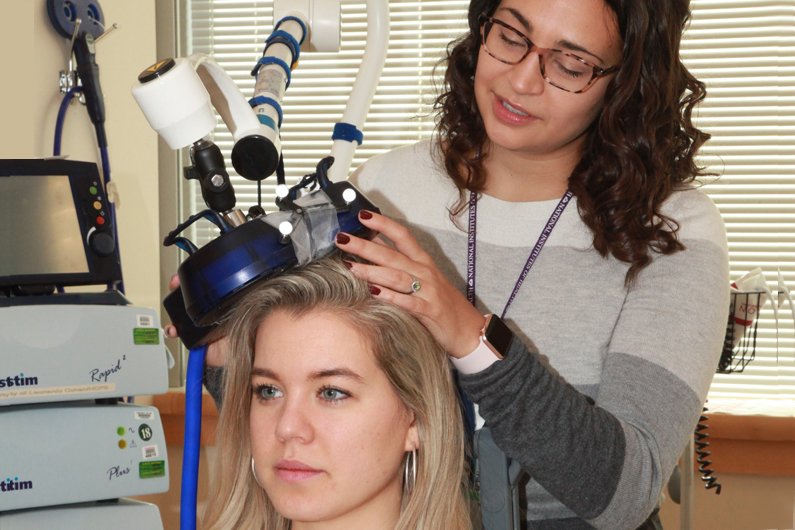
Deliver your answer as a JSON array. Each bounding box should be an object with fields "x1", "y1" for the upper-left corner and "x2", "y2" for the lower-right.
[{"x1": 328, "y1": 0, "x2": 390, "y2": 182}]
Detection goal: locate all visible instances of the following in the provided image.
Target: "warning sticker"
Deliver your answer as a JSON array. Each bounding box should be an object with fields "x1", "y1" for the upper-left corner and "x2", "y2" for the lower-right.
[
  {"x1": 140, "y1": 460, "x2": 166, "y2": 479},
  {"x1": 133, "y1": 328, "x2": 160, "y2": 345},
  {"x1": 137, "y1": 314, "x2": 154, "y2": 327},
  {"x1": 135, "y1": 410, "x2": 154, "y2": 421}
]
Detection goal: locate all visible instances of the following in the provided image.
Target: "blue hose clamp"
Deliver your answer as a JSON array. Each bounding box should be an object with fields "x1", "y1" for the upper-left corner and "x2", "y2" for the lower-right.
[
  {"x1": 250, "y1": 56, "x2": 292, "y2": 89},
  {"x1": 265, "y1": 30, "x2": 301, "y2": 68},
  {"x1": 274, "y1": 16, "x2": 308, "y2": 45},
  {"x1": 332, "y1": 122, "x2": 364, "y2": 146},
  {"x1": 249, "y1": 95, "x2": 284, "y2": 128}
]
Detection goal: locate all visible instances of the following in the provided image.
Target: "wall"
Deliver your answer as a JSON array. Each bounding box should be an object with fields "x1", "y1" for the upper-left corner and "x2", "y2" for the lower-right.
[
  {"x1": 1, "y1": 0, "x2": 161, "y2": 313},
  {"x1": 660, "y1": 474, "x2": 794, "y2": 530}
]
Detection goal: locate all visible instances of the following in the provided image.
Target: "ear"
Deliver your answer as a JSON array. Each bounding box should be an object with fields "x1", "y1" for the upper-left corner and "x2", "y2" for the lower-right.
[{"x1": 403, "y1": 411, "x2": 420, "y2": 452}]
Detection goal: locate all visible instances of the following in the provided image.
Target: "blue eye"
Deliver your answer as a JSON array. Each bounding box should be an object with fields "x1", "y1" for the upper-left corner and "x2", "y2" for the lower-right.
[
  {"x1": 253, "y1": 384, "x2": 283, "y2": 401},
  {"x1": 319, "y1": 387, "x2": 349, "y2": 402}
]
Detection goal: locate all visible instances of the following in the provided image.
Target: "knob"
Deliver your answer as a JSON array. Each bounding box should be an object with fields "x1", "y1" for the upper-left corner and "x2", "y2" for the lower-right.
[{"x1": 89, "y1": 231, "x2": 116, "y2": 257}]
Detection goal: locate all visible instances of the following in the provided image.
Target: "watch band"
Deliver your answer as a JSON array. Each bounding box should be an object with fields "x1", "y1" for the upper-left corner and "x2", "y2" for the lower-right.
[
  {"x1": 450, "y1": 314, "x2": 505, "y2": 375},
  {"x1": 450, "y1": 337, "x2": 502, "y2": 374}
]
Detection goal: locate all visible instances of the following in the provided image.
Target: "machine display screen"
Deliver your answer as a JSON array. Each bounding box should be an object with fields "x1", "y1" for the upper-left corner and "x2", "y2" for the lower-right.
[{"x1": 0, "y1": 175, "x2": 89, "y2": 276}]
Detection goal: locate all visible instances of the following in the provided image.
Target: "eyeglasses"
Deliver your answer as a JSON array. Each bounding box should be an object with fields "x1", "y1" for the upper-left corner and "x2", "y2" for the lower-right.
[{"x1": 478, "y1": 15, "x2": 620, "y2": 94}]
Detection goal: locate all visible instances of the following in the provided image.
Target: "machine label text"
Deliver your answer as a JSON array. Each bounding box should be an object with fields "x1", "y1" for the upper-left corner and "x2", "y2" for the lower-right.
[{"x1": 0, "y1": 374, "x2": 38, "y2": 388}]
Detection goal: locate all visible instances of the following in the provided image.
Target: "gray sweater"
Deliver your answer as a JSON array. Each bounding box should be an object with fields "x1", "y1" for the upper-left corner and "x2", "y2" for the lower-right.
[
  {"x1": 349, "y1": 140, "x2": 729, "y2": 529},
  {"x1": 205, "y1": 140, "x2": 729, "y2": 529}
]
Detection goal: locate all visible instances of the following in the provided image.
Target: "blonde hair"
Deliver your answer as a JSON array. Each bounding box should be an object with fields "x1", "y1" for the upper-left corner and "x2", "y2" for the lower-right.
[{"x1": 201, "y1": 257, "x2": 471, "y2": 530}]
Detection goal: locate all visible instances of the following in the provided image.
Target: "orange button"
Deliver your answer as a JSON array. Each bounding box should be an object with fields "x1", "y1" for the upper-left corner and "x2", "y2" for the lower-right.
[
  {"x1": 94, "y1": 201, "x2": 102, "y2": 210},
  {"x1": 97, "y1": 216, "x2": 105, "y2": 225}
]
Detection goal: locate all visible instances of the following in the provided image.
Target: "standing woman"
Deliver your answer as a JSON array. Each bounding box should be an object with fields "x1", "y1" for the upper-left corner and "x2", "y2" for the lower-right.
[{"x1": 336, "y1": 0, "x2": 730, "y2": 528}]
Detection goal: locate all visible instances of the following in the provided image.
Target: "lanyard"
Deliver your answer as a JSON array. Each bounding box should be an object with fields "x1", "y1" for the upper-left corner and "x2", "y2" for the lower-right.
[{"x1": 466, "y1": 189, "x2": 573, "y2": 319}]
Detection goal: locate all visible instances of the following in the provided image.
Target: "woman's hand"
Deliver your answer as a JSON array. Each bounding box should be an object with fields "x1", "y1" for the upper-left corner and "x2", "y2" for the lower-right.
[
  {"x1": 335, "y1": 210, "x2": 485, "y2": 359},
  {"x1": 164, "y1": 274, "x2": 230, "y2": 367}
]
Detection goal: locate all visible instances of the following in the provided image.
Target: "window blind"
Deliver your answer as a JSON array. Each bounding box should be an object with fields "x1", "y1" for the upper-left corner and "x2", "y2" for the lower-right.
[
  {"x1": 685, "y1": 0, "x2": 795, "y2": 404},
  {"x1": 184, "y1": 0, "x2": 795, "y2": 405}
]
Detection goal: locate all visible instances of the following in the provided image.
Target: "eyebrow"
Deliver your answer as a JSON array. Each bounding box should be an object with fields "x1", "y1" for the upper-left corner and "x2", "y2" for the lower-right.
[
  {"x1": 251, "y1": 367, "x2": 366, "y2": 384},
  {"x1": 495, "y1": 7, "x2": 605, "y2": 64}
]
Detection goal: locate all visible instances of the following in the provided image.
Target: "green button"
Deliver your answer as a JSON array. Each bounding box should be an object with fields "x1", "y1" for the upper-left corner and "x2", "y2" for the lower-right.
[
  {"x1": 140, "y1": 460, "x2": 166, "y2": 479},
  {"x1": 117, "y1": 426, "x2": 125, "y2": 436},
  {"x1": 90, "y1": 186, "x2": 98, "y2": 195}
]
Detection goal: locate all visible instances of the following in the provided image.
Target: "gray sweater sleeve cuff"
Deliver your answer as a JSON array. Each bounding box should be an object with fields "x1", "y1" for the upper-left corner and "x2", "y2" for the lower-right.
[
  {"x1": 203, "y1": 365, "x2": 225, "y2": 412},
  {"x1": 459, "y1": 336, "x2": 626, "y2": 520}
]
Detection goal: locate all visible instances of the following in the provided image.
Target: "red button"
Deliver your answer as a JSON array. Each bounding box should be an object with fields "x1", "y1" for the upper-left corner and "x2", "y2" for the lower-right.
[{"x1": 97, "y1": 216, "x2": 105, "y2": 225}]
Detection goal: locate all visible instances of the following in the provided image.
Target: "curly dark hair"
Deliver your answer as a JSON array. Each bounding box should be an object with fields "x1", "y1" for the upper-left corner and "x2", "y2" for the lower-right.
[{"x1": 434, "y1": 0, "x2": 711, "y2": 284}]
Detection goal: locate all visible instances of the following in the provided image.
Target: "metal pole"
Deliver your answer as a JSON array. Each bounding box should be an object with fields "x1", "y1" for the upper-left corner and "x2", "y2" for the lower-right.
[{"x1": 681, "y1": 436, "x2": 695, "y2": 530}]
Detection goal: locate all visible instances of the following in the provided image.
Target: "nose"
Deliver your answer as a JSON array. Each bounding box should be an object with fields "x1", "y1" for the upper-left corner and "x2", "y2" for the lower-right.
[
  {"x1": 273, "y1": 396, "x2": 315, "y2": 444},
  {"x1": 507, "y1": 50, "x2": 545, "y2": 96}
]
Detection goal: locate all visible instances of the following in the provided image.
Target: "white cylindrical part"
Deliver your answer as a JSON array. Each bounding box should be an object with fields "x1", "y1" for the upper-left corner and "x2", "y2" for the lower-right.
[
  {"x1": 276, "y1": 184, "x2": 290, "y2": 198},
  {"x1": 131, "y1": 58, "x2": 216, "y2": 150},
  {"x1": 309, "y1": 0, "x2": 341, "y2": 52},
  {"x1": 273, "y1": 0, "x2": 340, "y2": 53},
  {"x1": 328, "y1": 0, "x2": 389, "y2": 182}
]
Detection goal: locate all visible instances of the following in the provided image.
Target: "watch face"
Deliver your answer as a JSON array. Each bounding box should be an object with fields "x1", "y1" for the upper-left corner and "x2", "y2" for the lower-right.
[{"x1": 485, "y1": 315, "x2": 513, "y2": 357}]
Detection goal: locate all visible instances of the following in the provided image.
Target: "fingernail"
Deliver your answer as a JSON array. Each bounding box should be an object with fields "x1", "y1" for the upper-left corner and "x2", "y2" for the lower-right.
[
  {"x1": 369, "y1": 285, "x2": 381, "y2": 296},
  {"x1": 336, "y1": 233, "x2": 351, "y2": 245},
  {"x1": 359, "y1": 210, "x2": 373, "y2": 220},
  {"x1": 342, "y1": 260, "x2": 353, "y2": 270}
]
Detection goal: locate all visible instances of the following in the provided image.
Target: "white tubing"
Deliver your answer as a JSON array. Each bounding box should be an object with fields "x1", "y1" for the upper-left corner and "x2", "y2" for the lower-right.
[
  {"x1": 328, "y1": 0, "x2": 390, "y2": 182},
  {"x1": 188, "y1": 54, "x2": 280, "y2": 153}
]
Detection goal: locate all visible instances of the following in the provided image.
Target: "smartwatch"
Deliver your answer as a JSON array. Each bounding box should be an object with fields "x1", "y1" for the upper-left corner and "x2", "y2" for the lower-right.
[{"x1": 450, "y1": 314, "x2": 514, "y2": 374}]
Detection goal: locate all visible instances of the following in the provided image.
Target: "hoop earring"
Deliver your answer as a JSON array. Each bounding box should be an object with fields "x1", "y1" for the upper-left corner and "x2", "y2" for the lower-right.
[
  {"x1": 251, "y1": 457, "x2": 264, "y2": 488},
  {"x1": 403, "y1": 447, "x2": 417, "y2": 495}
]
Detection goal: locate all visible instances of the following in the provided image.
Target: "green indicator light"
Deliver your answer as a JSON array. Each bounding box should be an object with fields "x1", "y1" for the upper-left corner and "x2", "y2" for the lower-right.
[
  {"x1": 117, "y1": 427, "x2": 125, "y2": 436},
  {"x1": 90, "y1": 186, "x2": 98, "y2": 195}
]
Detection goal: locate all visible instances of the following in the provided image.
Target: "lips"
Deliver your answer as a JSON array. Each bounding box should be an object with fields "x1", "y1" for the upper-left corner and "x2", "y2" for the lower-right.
[
  {"x1": 274, "y1": 459, "x2": 323, "y2": 483},
  {"x1": 492, "y1": 94, "x2": 538, "y2": 125}
]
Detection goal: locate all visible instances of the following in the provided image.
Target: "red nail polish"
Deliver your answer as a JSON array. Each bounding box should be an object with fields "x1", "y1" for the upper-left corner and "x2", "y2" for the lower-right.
[
  {"x1": 369, "y1": 285, "x2": 381, "y2": 296},
  {"x1": 336, "y1": 233, "x2": 351, "y2": 245},
  {"x1": 342, "y1": 260, "x2": 353, "y2": 270},
  {"x1": 359, "y1": 210, "x2": 373, "y2": 220}
]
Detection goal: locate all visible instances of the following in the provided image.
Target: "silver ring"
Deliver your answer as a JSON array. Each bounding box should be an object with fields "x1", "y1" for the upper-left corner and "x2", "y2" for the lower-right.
[{"x1": 410, "y1": 275, "x2": 421, "y2": 293}]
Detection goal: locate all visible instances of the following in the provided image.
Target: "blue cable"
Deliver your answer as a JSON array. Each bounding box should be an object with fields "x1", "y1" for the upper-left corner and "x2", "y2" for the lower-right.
[
  {"x1": 54, "y1": 87, "x2": 84, "y2": 157},
  {"x1": 181, "y1": 344, "x2": 207, "y2": 530},
  {"x1": 100, "y1": 145, "x2": 125, "y2": 294}
]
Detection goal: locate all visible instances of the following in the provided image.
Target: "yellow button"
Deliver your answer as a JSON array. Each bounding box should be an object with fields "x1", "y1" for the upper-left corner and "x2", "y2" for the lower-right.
[
  {"x1": 118, "y1": 440, "x2": 127, "y2": 449},
  {"x1": 94, "y1": 201, "x2": 102, "y2": 210}
]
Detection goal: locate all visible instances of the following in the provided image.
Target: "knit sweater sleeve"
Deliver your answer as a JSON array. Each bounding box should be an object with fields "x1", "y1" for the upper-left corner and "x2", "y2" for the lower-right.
[{"x1": 459, "y1": 191, "x2": 729, "y2": 529}]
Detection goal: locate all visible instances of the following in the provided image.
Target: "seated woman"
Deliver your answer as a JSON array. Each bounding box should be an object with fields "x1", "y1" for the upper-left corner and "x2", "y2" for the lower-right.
[{"x1": 199, "y1": 257, "x2": 471, "y2": 530}]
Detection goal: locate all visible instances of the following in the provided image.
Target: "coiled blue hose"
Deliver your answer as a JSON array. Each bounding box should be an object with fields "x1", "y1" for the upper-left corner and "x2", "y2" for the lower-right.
[{"x1": 181, "y1": 345, "x2": 207, "y2": 530}]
